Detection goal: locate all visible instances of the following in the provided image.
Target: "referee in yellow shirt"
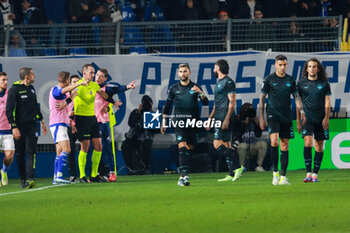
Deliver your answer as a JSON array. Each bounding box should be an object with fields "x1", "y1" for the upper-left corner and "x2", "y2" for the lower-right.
[{"x1": 73, "y1": 64, "x2": 110, "y2": 183}]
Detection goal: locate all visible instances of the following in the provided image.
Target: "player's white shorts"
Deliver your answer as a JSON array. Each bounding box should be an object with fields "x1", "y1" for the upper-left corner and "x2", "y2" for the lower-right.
[
  {"x1": 50, "y1": 125, "x2": 69, "y2": 143},
  {"x1": 0, "y1": 134, "x2": 15, "y2": 151}
]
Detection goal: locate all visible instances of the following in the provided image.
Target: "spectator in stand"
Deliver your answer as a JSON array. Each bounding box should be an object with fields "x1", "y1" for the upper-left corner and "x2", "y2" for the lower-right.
[
  {"x1": 234, "y1": 103, "x2": 267, "y2": 172},
  {"x1": 245, "y1": 8, "x2": 275, "y2": 51},
  {"x1": 217, "y1": 10, "x2": 229, "y2": 20},
  {"x1": 7, "y1": 31, "x2": 26, "y2": 57},
  {"x1": 181, "y1": 0, "x2": 201, "y2": 20},
  {"x1": 96, "y1": 0, "x2": 122, "y2": 22},
  {"x1": 285, "y1": 19, "x2": 305, "y2": 52},
  {"x1": 0, "y1": 0, "x2": 16, "y2": 25},
  {"x1": 215, "y1": 10, "x2": 229, "y2": 51},
  {"x1": 44, "y1": 0, "x2": 68, "y2": 55},
  {"x1": 307, "y1": 0, "x2": 339, "y2": 17},
  {"x1": 68, "y1": 0, "x2": 97, "y2": 54},
  {"x1": 284, "y1": 0, "x2": 310, "y2": 17},
  {"x1": 21, "y1": 0, "x2": 45, "y2": 56},
  {"x1": 69, "y1": 0, "x2": 97, "y2": 23},
  {"x1": 96, "y1": 0, "x2": 122, "y2": 54},
  {"x1": 21, "y1": 0, "x2": 45, "y2": 25},
  {"x1": 235, "y1": 0, "x2": 263, "y2": 19},
  {"x1": 319, "y1": 0, "x2": 339, "y2": 16},
  {"x1": 320, "y1": 16, "x2": 339, "y2": 51}
]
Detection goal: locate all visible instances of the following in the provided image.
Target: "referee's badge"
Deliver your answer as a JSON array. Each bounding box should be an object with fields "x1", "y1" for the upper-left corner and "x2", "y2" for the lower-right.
[{"x1": 90, "y1": 91, "x2": 92, "y2": 95}]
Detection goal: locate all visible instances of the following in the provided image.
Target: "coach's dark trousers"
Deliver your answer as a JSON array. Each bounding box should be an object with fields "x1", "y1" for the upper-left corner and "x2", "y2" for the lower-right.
[{"x1": 15, "y1": 122, "x2": 38, "y2": 181}]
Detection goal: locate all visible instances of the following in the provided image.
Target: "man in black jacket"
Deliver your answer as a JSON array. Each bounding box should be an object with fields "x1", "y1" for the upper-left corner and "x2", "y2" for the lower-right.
[{"x1": 6, "y1": 67, "x2": 47, "y2": 188}]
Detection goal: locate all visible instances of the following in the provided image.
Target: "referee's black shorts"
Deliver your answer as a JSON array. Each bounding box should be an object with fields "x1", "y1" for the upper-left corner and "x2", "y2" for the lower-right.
[{"x1": 75, "y1": 115, "x2": 101, "y2": 141}]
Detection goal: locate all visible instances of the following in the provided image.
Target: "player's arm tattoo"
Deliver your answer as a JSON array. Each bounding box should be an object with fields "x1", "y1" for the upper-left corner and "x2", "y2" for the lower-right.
[
  {"x1": 224, "y1": 93, "x2": 235, "y2": 122},
  {"x1": 259, "y1": 93, "x2": 266, "y2": 118},
  {"x1": 293, "y1": 92, "x2": 304, "y2": 114}
]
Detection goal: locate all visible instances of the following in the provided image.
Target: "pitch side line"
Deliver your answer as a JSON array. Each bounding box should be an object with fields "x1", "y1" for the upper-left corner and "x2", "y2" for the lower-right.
[{"x1": 0, "y1": 184, "x2": 66, "y2": 197}]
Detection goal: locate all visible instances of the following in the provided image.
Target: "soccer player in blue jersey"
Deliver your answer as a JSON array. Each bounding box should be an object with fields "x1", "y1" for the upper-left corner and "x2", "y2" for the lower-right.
[
  {"x1": 259, "y1": 55, "x2": 305, "y2": 185},
  {"x1": 161, "y1": 64, "x2": 209, "y2": 186},
  {"x1": 208, "y1": 59, "x2": 243, "y2": 182},
  {"x1": 297, "y1": 58, "x2": 331, "y2": 183}
]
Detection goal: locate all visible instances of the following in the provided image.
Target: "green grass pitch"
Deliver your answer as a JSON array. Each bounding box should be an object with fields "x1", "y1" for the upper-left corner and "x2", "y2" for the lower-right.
[{"x1": 0, "y1": 170, "x2": 349, "y2": 233}]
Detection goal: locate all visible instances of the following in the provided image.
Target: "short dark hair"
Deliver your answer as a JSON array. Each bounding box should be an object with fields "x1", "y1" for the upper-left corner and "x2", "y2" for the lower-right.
[
  {"x1": 254, "y1": 7, "x2": 263, "y2": 13},
  {"x1": 275, "y1": 54, "x2": 287, "y2": 61},
  {"x1": 178, "y1": 63, "x2": 190, "y2": 70},
  {"x1": 0, "y1": 72, "x2": 7, "y2": 77},
  {"x1": 142, "y1": 95, "x2": 153, "y2": 105},
  {"x1": 215, "y1": 59, "x2": 229, "y2": 75},
  {"x1": 82, "y1": 64, "x2": 93, "y2": 73},
  {"x1": 58, "y1": 71, "x2": 70, "y2": 83},
  {"x1": 19, "y1": 67, "x2": 32, "y2": 80},
  {"x1": 98, "y1": 68, "x2": 108, "y2": 77}
]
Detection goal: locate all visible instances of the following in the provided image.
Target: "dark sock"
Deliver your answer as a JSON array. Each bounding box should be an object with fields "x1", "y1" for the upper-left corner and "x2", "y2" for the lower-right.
[
  {"x1": 280, "y1": 150, "x2": 289, "y2": 176},
  {"x1": 270, "y1": 146, "x2": 279, "y2": 172},
  {"x1": 217, "y1": 145, "x2": 235, "y2": 177},
  {"x1": 304, "y1": 147, "x2": 312, "y2": 173},
  {"x1": 178, "y1": 147, "x2": 189, "y2": 177},
  {"x1": 313, "y1": 151, "x2": 324, "y2": 174},
  {"x1": 231, "y1": 147, "x2": 241, "y2": 170}
]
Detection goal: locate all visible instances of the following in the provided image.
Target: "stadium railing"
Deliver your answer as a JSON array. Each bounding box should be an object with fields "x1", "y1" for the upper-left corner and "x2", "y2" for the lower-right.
[{"x1": 0, "y1": 16, "x2": 342, "y2": 56}]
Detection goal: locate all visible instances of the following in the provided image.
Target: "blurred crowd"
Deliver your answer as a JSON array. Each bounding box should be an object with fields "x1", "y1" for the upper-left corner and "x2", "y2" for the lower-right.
[
  {"x1": 0, "y1": 0, "x2": 349, "y2": 26},
  {"x1": 0, "y1": 0, "x2": 346, "y2": 56}
]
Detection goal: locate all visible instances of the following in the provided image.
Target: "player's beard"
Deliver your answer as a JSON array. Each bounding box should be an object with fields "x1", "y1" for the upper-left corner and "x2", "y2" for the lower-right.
[
  {"x1": 180, "y1": 76, "x2": 189, "y2": 82},
  {"x1": 214, "y1": 71, "x2": 218, "y2": 78}
]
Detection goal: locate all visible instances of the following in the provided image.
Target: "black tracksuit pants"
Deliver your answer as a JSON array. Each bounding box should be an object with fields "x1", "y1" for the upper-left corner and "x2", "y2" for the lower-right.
[{"x1": 15, "y1": 122, "x2": 38, "y2": 181}]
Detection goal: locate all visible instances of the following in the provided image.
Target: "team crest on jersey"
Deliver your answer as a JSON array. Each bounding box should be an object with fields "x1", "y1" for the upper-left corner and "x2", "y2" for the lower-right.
[
  {"x1": 31, "y1": 89, "x2": 35, "y2": 93},
  {"x1": 286, "y1": 82, "x2": 291, "y2": 87},
  {"x1": 317, "y1": 84, "x2": 323, "y2": 90}
]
